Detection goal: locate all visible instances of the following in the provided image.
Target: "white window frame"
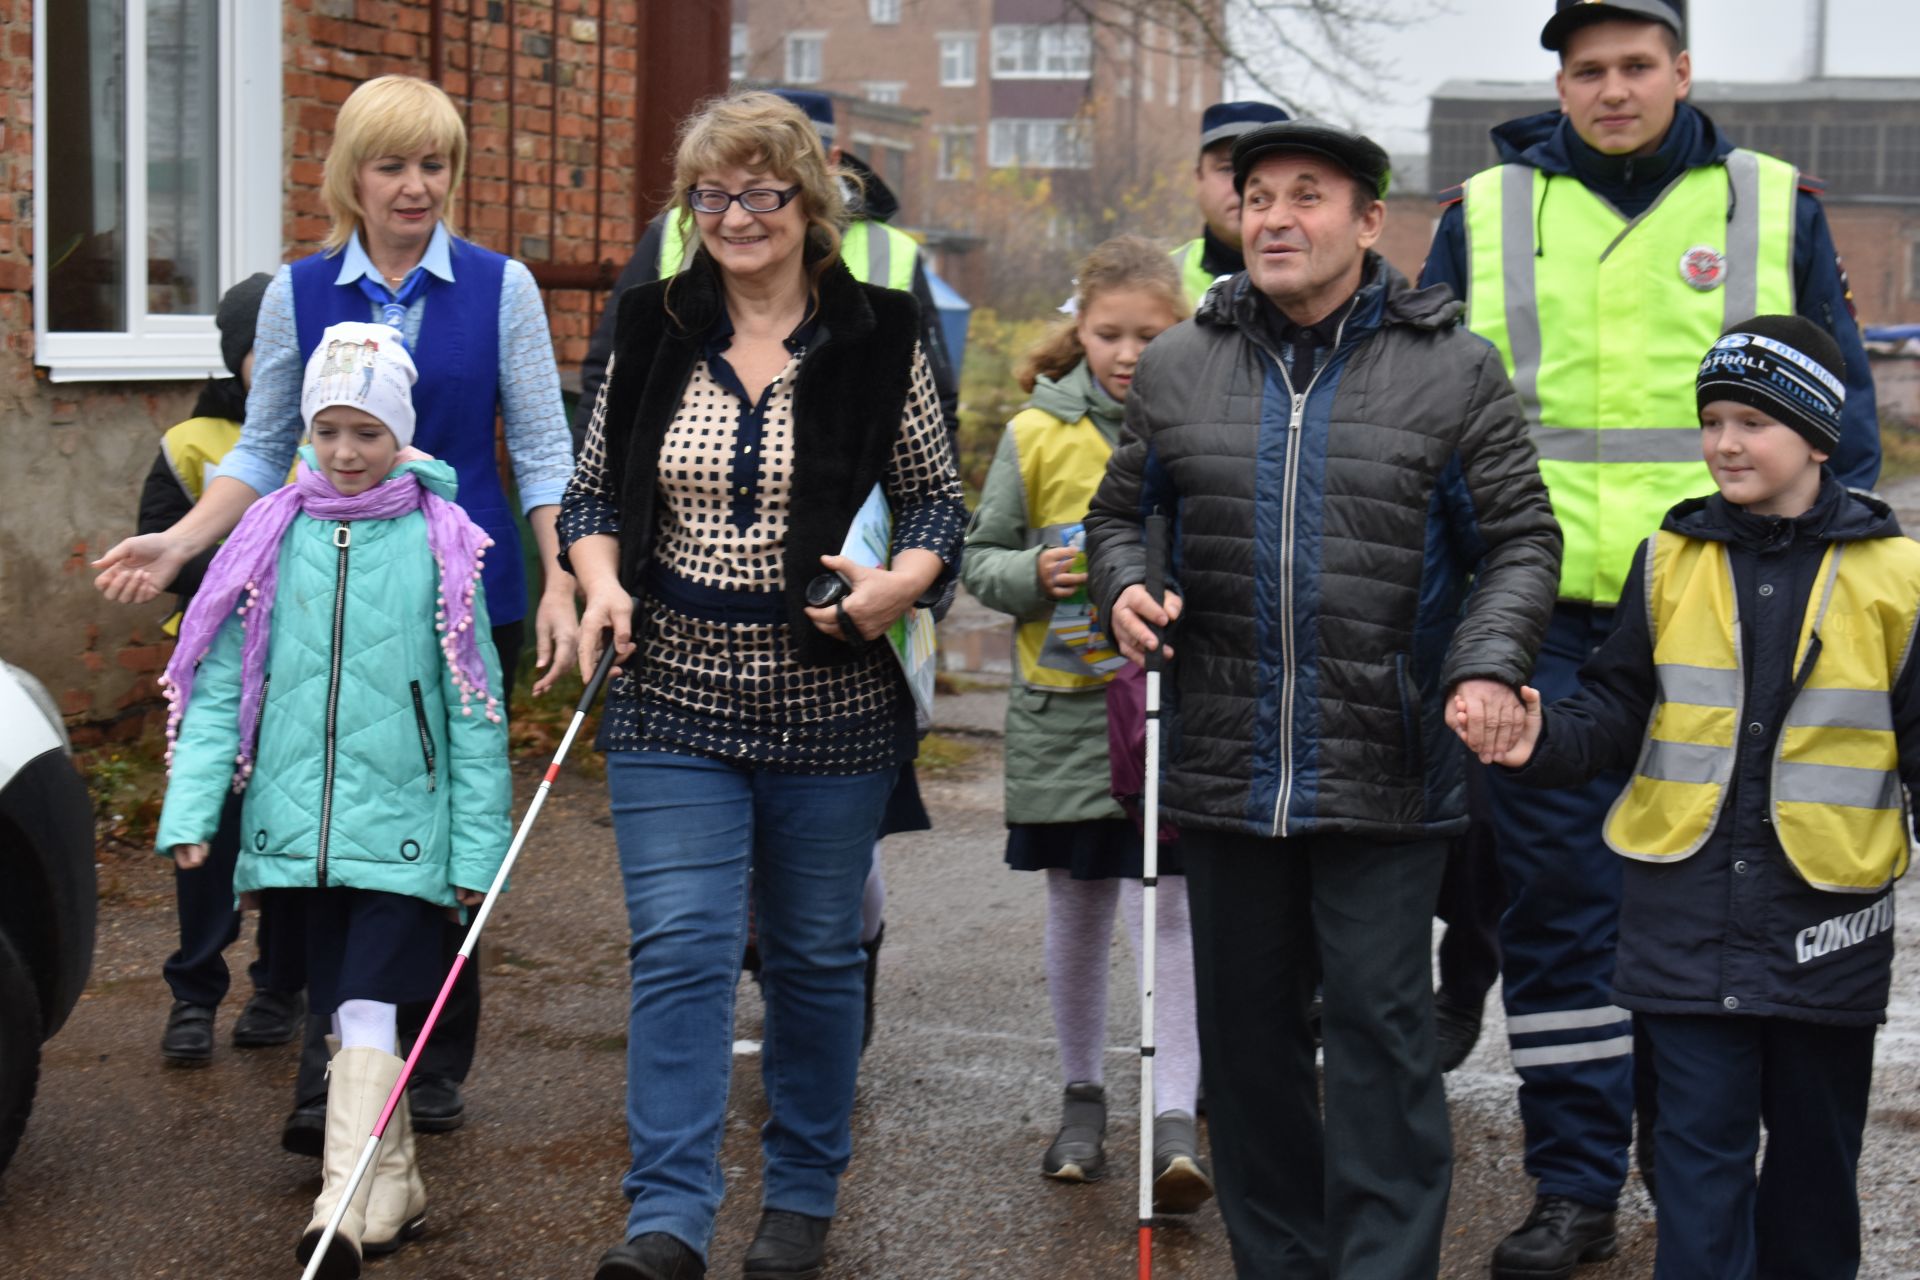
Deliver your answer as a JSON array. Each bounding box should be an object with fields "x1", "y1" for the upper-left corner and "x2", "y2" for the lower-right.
[
  {"x1": 990, "y1": 24, "x2": 1093, "y2": 80},
  {"x1": 33, "y1": 0, "x2": 283, "y2": 382},
  {"x1": 937, "y1": 32, "x2": 977, "y2": 87},
  {"x1": 731, "y1": 23, "x2": 750, "y2": 80},
  {"x1": 785, "y1": 31, "x2": 825, "y2": 84},
  {"x1": 988, "y1": 118, "x2": 1092, "y2": 170},
  {"x1": 863, "y1": 81, "x2": 906, "y2": 105},
  {"x1": 935, "y1": 126, "x2": 977, "y2": 181},
  {"x1": 869, "y1": 0, "x2": 901, "y2": 25}
]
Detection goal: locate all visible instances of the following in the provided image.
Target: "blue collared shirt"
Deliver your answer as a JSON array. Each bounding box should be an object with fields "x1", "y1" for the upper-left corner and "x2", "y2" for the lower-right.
[{"x1": 222, "y1": 224, "x2": 573, "y2": 514}]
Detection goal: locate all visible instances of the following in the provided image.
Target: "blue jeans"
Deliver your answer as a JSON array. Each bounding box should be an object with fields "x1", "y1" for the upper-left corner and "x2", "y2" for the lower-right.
[{"x1": 607, "y1": 751, "x2": 895, "y2": 1257}]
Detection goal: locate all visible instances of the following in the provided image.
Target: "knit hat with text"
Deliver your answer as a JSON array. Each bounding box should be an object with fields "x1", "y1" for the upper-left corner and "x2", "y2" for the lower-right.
[{"x1": 1696, "y1": 314, "x2": 1845, "y2": 452}]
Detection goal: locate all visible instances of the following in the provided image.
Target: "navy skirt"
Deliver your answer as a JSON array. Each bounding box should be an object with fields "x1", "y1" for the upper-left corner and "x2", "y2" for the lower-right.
[
  {"x1": 260, "y1": 887, "x2": 448, "y2": 1015},
  {"x1": 1004, "y1": 817, "x2": 1185, "y2": 880}
]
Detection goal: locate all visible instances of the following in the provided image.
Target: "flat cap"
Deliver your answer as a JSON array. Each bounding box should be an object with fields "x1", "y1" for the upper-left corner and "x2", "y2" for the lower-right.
[{"x1": 1231, "y1": 120, "x2": 1390, "y2": 199}]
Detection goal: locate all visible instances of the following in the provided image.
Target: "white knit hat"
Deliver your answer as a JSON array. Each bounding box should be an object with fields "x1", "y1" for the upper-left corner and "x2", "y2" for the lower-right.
[{"x1": 300, "y1": 322, "x2": 419, "y2": 447}]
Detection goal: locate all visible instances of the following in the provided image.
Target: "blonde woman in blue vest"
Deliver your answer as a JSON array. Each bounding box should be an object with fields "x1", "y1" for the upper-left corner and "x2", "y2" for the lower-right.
[
  {"x1": 961, "y1": 236, "x2": 1212, "y2": 1216},
  {"x1": 1455, "y1": 316, "x2": 1920, "y2": 1280}
]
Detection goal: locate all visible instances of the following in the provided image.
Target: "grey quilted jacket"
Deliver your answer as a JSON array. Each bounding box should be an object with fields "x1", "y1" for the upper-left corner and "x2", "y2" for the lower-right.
[{"x1": 1085, "y1": 256, "x2": 1561, "y2": 841}]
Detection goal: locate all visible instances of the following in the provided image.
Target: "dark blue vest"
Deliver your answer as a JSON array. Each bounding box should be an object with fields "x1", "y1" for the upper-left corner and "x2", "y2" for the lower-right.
[{"x1": 289, "y1": 238, "x2": 526, "y2": 624}]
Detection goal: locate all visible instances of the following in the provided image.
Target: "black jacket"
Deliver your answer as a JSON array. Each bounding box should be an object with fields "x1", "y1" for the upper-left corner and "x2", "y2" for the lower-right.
[
  {"x1": 1085, "y1": 257, "x2": 1561, "y2": 841},
  {"x1": 1515, "y1": 477, "x2": 1920, "y2": 1024},
  {"x1": 592, "y1": 252, "x2": 945, "y2": 667}
]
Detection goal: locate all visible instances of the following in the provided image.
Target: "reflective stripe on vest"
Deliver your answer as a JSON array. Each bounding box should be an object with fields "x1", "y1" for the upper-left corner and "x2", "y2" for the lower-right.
[
  {"x1": 1171, "y1": 238, "x2": 1217, "y2": 309},
  {"x1": 659, "y1": 214, "x2": 919, "y2": 291},
  {"x1": 1462, "y1": 151, "x2": 1798, "y2": 606},
  {"x1": 1006, "y1": 407, "x2": 1126, "y2": 691},
  {"x1": 1605, "y1": 531, "x2": 1920, "y2": 892}
]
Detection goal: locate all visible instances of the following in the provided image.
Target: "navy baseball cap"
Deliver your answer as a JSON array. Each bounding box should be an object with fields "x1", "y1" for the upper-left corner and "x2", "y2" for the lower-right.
[
  {"x1": 1200, "y1": 101, "x2": 1290, "y2": 152},
  {"x1": 772, "y1": 88, "x2": 836, "y2": 142},
  {"x1": 1541, "y1": 0, "x2": 1685, "y2": 52},
  {"x1": 1231, "y1": 120, "x2": 1391, "y2": 199}
]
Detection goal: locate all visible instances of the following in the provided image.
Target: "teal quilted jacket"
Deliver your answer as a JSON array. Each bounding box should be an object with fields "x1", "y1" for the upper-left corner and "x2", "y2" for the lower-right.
[{"x1": 156, "y1": 456, "x2": 512, "y2": 907}]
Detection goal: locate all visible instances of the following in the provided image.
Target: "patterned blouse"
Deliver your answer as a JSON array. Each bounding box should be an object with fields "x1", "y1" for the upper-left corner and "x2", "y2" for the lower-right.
[{"x1": 559, "y1": 313, "x2": 966, "y2": 774}]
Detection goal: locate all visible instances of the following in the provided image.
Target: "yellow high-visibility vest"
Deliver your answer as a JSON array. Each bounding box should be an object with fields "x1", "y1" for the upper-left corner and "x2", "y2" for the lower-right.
[
  {"x1": 1462, "y1": 151, "x2": 1799, "y2": 605},
  {"x1": 1604, "y1": 530, "x2": 1920, "y2": 893},
  {"x1": 658, "y1": 212, "x2": 920, "y2": 292},
  {"x1": 1170, "y1": 237, "x2": 1219, "y2": 309}
]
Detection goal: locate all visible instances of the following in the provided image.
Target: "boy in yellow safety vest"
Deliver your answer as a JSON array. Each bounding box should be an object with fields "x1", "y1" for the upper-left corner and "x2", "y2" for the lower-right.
[{"x1": 1454, "y1": 314, "x2": 1920, "y2": 1280}]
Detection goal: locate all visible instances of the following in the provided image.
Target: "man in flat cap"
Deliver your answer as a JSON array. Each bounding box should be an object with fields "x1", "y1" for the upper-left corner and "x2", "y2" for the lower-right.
[
  {"x1": 1421, "y1": 5, "x2": 1880, "y2": 1274},
  {"x1": 1087, "y1": 121, "x2": 1561, "y2": 1277},
  {"x1": 1170, "y1": 101, "x2": 1290, "y2": 306}
]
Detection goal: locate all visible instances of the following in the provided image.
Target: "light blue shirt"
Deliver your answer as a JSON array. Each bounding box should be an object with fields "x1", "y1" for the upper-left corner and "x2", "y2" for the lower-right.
[{"x1": 223, "y1": 224, "x2": 573, "y2": 516}]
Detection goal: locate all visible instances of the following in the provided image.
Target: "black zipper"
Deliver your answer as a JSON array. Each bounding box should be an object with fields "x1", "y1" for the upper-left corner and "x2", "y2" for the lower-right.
[
  {"x1": 409, "y1": 680, "x2": 437, "y2": 791},
  {"x1": 316, "y1": 522, "x2": 351, "y2": 887}
]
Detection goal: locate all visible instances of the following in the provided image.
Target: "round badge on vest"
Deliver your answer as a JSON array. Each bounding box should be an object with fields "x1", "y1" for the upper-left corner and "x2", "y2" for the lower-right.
[{"x1": 1680, "y1": 245, "x2": 1728, "y2": 291}]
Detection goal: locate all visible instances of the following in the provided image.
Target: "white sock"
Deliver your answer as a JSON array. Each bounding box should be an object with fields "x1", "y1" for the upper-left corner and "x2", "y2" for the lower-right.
[{"x1": 334, "y1": 999, "x2": 398, "y2": 1054}]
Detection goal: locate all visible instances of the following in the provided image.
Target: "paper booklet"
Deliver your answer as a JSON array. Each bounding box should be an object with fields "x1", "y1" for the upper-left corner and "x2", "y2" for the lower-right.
[{"x1": 839, "y1": 484, "x2": 938, "y2": 721}]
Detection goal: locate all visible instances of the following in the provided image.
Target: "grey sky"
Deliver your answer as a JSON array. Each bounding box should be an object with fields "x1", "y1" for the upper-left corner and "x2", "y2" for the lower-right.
[{"x1": 1231, "y1": 1, "x2": 1920, "y2": 156}]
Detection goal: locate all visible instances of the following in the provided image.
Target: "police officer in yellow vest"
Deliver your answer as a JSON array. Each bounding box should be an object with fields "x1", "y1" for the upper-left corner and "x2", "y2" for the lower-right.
[
  {"x1": 1419, "y1": 3, "x2": 1882, "y2": 1275},
  {"x1": 1459, "y1": 315, "x2": 1916, "y2": 1280},
  {"x1": 572, "y1": 88, "x2": 959, "y2": 447},
  {"x1": 1169, "y1": 101, "x2": 1290, "y2": 307}
]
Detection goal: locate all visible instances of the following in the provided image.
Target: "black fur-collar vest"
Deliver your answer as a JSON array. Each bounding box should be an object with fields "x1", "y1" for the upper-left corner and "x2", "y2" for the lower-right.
[{"x1": 601, "y1": 252, "x2": 921, "y2": 666}]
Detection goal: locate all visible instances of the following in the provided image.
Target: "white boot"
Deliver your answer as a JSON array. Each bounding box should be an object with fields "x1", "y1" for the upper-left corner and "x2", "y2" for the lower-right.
[
  {"x1": 297, "y1": 1046, "x2": 403, "y2": 1279},
  {"x1": 362, "y1": 1088, "x2": 427, "y2": 1256}
]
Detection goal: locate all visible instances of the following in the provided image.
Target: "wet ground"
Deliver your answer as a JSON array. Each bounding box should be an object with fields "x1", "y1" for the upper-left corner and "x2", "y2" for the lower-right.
[{"x1": 8, "y1": 538, "x2": 1920, "y2": 1276}]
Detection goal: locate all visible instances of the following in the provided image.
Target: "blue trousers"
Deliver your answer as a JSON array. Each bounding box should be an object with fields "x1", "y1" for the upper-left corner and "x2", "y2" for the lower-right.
[
  {"x1": 1640, "y1": 1013, "x2": 1875, "y2": 1280},
  {"x1": 164, "y1": 791, "x2": 277, "y2": 1006},
  {"x1": 1484, "y1": 602, "x2": 1634, "y2": 1208},
  {"x1": 608, "y1": 751, "x2": 894, "y2": 1258}
]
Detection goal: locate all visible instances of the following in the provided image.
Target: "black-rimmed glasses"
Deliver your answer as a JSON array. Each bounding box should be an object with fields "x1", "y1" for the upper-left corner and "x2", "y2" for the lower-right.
[{"x1": 687, "y1": 186, "x2": 803, "y2": 215}]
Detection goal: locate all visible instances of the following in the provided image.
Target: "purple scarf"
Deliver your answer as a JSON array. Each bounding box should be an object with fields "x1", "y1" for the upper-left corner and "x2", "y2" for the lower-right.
[{"x1": 162, "y1": 455, "x2": 499, "y2": 789}]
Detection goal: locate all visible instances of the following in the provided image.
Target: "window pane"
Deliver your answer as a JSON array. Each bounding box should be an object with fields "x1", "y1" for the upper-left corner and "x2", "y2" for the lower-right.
[
  {"x1": 147, "y1": 0, "x2": 220, "y2": 315},
  {"x1": 45, "y1": 0, "x2": 127, "y2": 333}
]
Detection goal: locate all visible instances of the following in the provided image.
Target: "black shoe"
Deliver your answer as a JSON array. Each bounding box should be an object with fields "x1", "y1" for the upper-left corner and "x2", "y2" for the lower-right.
[
  {"x1": 594, "y1": 1232, "x2": 706, "y2": 1280},
  {"x1": 233, "y1": 989, "x2": 305, "y2": 1047},
  {"x1": 1150, "y1": 1111, "x2": 1215, "y2": 1215},
  {"x1": 1434, "y1": 991, "x2": 1484, "y2": 1073},
  {"x1": 161, "y1": 1000, "x2": 215, "y2": 1067},
  {"x1": 1041, "y1": 1081, "x2": 1107, "y2": 1182},
  {"x1": 281, "y1": 1098, "x2": 326, "y2": 1158},
  {"x1": 860, "y1": 924, "x2": 884, "y2": 1054},
  {"x1": 1490, "y1": 1195, "x2": 1619, "y2": 1280},
  {"x1": 742, "y1": 1210, "x2": 831, "y2": 1280},
  {"x1": 407, "y1": 1074, "x2": 466, "y2": 1133}
]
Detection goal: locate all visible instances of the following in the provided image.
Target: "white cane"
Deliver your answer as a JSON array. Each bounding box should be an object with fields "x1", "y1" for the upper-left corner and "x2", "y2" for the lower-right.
[
  {"x1": 1137, "y1": 512, "x2": 1171, "y2": 1280},
  {"x1": 298, "y1": 639, "x2": 619, "y2": 1279}
]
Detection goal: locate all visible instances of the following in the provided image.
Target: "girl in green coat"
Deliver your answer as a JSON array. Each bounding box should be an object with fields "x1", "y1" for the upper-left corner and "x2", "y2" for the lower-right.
[
  {"x1": 961, "y1": 237, "x2": 1211, "y2": 1215},
  {"x1": 156, "y1": 321, "x2": 511, "y2": 1278}
]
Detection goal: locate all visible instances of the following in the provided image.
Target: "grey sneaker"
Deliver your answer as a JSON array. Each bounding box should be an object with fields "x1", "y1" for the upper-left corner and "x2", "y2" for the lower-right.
[
  {"x1": 1151, "y1": 1111, "x2": 1215, "y2": 1214},
  {"x1": 1041, "y1": 1082, "x2": 1107, "y2": 1181}
]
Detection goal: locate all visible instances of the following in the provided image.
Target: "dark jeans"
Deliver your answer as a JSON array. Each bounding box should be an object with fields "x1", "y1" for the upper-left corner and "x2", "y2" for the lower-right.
[
  {"x1": 291, "y1": 618, "x2": 524, "y2": 1104},
  {"x1": 1640, "y1": 1013, "x2": 1875, "y2": 1280},
  {"x1": 164, "y1": 791, "x2": 280, "y2": 1006},
  {"x1": 1185, "y1": 828, "x2": 1452, "y2": 1280},
  {"x1": 1435, "y1": 762, "x2": 1504, "y2": 1009}
]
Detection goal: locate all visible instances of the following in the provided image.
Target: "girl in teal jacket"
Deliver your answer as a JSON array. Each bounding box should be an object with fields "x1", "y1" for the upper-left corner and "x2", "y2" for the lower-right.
[{"x1": 156, "y1": 321, "x2": 510, "y2": 1278}]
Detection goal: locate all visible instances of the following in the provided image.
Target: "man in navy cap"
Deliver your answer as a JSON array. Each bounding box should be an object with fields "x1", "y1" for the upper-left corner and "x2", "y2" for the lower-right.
[
  {"x1": 1420, "y1": 3, "x2": 1880, "y2": 1277},
  {"x1": 1170, "y1": 101, "x2": 1290, "y2": 306}
]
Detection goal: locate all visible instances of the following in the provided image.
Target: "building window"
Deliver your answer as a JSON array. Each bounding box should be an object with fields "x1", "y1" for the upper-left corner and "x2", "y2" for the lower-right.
[
  {"x1": 785, "y1": 32, "x2": 825, "y2": 84},
  {"x1": 990, "y1": 24, "x2": 1093, "y2": 79},
  {"x1": 988, "y1": 118, "x2": 1092, "y2": 170},
  {"x1": 731, "y1": 23, "x2": 749, "y2": 80},
  {"x1": 1884, "y1": 125, "x2": 1920, "y2": 197},
  {"x1": 869, "y1": 0, "x2": 900, "y2": 25},
  {"x1": 1818, "y1": 122, "x2": 1879, "y2": 196},
  {"x1": 938, "y1": 33, "x2": 977, "y2": 87},
  {"x1": 863, "y1": 82, "x2": 905, "y2": 105},
  {"x1": 34, "y1": 0, "x2": 282, "y2": 382},
  {"x1": 936, "y1": 127, "x2": 977, "y2": 181}
]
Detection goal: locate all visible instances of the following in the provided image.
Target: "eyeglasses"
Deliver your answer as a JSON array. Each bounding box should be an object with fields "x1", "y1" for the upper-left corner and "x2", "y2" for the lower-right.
[{"x1": 686, "y1": 186, "x2": 803, "y2": 215}]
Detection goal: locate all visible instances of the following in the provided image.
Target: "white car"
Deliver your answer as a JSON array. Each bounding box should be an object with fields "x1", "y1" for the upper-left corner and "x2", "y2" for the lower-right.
[{"x1": 0, "y1": 659, "x2": 95, "y2": 1175}]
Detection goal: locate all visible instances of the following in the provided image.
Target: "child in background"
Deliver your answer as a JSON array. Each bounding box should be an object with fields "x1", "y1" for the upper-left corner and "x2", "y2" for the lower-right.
[
  {"x1": 1455, "y1": 315, "x2": 1920, "y2": 1280},
  {"x1": 962, "y1": 236, "x2": 1211, "y2": 1214},
  {"x1": 155, "y1": 321, "x2": 511, "y2": 1277},
  {"x1": 144, "y1": 272, "x2": 313, "y2": 1069}
]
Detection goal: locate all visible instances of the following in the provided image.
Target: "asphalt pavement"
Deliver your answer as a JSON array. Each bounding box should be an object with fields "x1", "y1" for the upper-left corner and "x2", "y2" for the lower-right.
[{"x1": 2, "y1": 684, "x2": 1917, "y2": 1278}]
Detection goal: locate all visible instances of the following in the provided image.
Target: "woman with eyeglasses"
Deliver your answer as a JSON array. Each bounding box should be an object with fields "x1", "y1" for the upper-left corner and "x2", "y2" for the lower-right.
[{"x1": 563, "y1": 91, "x2": 965, "y2": 1280}]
